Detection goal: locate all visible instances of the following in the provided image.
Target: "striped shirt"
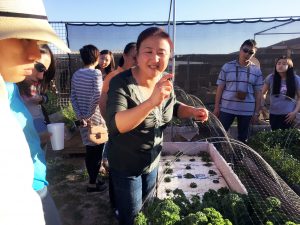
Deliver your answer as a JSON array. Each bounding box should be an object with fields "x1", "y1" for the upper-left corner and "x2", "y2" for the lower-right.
[
  {"x1": 217, "y1": 60, "x2": 263, "y2": 116},
  {"x1": 71, "y1": 68, "x2": 106, "y2": 145}
]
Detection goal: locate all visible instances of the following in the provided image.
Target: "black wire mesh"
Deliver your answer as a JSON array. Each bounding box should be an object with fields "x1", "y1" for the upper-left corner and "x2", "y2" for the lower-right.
[{"x1": 164, "y1": 86, "x2": 300, "y2": 224}]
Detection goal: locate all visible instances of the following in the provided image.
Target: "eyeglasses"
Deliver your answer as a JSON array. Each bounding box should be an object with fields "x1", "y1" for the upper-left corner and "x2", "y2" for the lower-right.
[
  {"x1": 34, "y1": 62, "x2": 47, "y2": 73},
  {"x1": 242, "y1": 47, "x2": 255, "y2": 55}
]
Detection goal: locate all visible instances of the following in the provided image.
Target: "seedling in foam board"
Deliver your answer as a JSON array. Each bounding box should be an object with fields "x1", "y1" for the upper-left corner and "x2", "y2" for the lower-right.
[
  {"x1": 184, "y1": 173, "x2": 195, "y2": 179},
  {"x1": 164, "y1": 176, "x2": 171, "y2": 182},
  {"x1": 165, "y1": 188, "x2": 172, "y2": 194},
  {"x1": 213, "y1": 179, "x2": 220, "y2": 184},
  {"x1": 165, "y1": 161, "x2": 171, "y2": 166},
  {"x1": 190, "y1": 182, "x2": 197, "y2": 188},
  {"x1": 189, "y1": 158, "x2": 196, "y2": 162},
  {"x1": 204, "y1": 162, "x2": 213, "y2": 167},
  {"x1": 164, "y1": 168, "x2": 173, "y2": 174},
  {"x1": 185, "y1": 164, "x2": 192, "y2": 170},
  {"x1": 208, "y1": 170, "x2": 217, "y2": 176}
]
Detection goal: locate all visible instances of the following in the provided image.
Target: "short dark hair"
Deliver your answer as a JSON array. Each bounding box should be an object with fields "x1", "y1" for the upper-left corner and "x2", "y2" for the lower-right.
[
  {"x1": 136, "y1": 27, "x2": 173, "y2": 53},
  {"x1": 79, "y1": 44, "x2": 99, "y2": 65},
  {"x1": 241, "y1": 39, "x2": 257, "y2": 49},
  {"x1": 118, "y1": 42, "x2": 136, "y2": 67}
]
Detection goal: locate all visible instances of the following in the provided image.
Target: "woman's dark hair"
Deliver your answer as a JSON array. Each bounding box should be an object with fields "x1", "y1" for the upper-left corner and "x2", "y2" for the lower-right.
[
  {"x1": 118, "y1": 42, "x2": 136, "y2": 67},
  {"x1": 40, "y1": 44, "x2": 55, "y2": 93},
  {"x1": 272, "y1": 56, "x2": 295, "y2": 98},
  {"x1": 79, "y1": 44, "x2": 100, "y2": 66},
  {"x1": 18, "y1": 44, "x2": 55, "y2": 95},
  {"x1": 136, "y1": 27, "x2": 173, "y2": 53},
  {"x1": 96, "y1": 50, "x2": 115, "y2": 75}
]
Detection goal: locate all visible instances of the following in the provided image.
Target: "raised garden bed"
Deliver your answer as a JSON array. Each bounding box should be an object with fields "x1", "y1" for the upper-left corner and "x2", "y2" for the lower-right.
[{"x1": 157, "y1": 142, "x2": 247, "y2": 199}]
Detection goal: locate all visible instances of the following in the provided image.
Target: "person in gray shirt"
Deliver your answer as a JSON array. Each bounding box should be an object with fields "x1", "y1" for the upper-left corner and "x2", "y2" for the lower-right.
[
  {"x1": 261, "y1": 56, "x2": 300, "y2": 130},
  {"x1": 214, "y1": 39, "x2": 263, "y2": 143}
]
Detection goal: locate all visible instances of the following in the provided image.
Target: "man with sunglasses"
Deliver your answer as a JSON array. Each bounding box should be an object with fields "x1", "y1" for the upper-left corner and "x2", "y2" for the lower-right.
[{"x1": 213, "y1": 39, "x2": 263, "y2": 143}]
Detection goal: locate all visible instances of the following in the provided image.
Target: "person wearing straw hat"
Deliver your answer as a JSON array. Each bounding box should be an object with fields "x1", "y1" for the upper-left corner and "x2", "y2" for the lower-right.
[{"x1": 0, "y1": 0, "x2": 70, "y2": 224}]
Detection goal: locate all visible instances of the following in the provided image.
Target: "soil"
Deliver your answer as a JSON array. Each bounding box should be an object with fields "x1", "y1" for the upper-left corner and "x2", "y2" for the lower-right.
[{"x1": 46, "y1": 150, "x2": 118, "y2": 225}]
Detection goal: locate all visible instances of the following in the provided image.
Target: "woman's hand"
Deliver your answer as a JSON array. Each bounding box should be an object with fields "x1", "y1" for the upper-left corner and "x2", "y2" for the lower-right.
[
  {"x1": 148, "y1": 73, "x2": 174, "y2": 107},
  {"x1": 285, "y1": 111, "x2": 297, "y2": 124},
  {"x1": 192, "y1": 107, "x2": 209, "y2": 122}
]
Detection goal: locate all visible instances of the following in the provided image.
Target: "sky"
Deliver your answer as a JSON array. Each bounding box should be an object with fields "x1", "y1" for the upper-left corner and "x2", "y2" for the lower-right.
[
  {"x1": 44, "y1": 0, "x2": 300, "y2": 22},
  {"x1": 43, "y1": 0, "x2": 300, "y2": 54}
]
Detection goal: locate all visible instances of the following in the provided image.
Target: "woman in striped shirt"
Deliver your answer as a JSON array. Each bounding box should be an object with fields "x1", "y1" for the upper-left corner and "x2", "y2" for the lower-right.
[{"x1": 71, "y1": 44, "x2": 107, "y2": 192}]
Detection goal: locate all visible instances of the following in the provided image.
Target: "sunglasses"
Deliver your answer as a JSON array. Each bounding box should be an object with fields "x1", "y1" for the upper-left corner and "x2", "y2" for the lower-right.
[
  {"x1": 242, "y1": 47, "x2": 255, "y2": 55},
  {"x1": 34, "y1": 62, "x2": 47, "y2": 73}
]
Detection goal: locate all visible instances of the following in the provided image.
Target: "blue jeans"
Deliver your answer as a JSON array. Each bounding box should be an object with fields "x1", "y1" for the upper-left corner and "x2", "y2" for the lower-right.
[
  {"x1": 110, "y1": 166, "x2": 158, "y2": 225},
  {"x1": 219, "y1": 111, "x2": 252, "y2": 143}
]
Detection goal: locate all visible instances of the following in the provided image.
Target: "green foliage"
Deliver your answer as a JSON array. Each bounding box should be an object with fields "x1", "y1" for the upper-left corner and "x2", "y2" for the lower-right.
[
  {"x1": 202, "y1": 207, "x2": 233, "y2": 225},
  {"x1": 138, "y1": 188, "x2": 299, "y2": 225},
  {"x1": 149, "y1": 199, "x2": 181, "y2": 225},
  {"x1": 248, "y1": 129, "x2": 300, "y2": 160},
  {"x1": 43, "y1": 90, "x2": 61, "y2": 114},
  {"x1": 248, "y1": 131, "x2": 300, "y2": 186},
  {"x1": 134, "y1": 212, "x2": 148, "y2": 225},
  {"x1": 181, "y1": 212, "x2": 208, "y2": 225},
  {"x1": 61, "y1": 102, "x2": 77, "y2": 129}
]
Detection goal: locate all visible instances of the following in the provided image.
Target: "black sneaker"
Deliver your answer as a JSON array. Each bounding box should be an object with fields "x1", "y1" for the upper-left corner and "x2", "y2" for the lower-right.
[{"x1": 86, "y1": 184, "x2": 107, "y2": 193}]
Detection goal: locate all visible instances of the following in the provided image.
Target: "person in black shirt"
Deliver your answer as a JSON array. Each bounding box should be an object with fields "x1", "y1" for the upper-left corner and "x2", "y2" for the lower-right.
[{"x1": 106, "y1": 27, "x2": 208, "y2": 225}]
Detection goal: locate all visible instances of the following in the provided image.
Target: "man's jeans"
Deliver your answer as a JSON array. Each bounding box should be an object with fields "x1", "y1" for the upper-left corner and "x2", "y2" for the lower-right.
[
  {"x1": 219, "y1": 111, "x2": 252, "y2": 143},
  {"x1": 110, "y1": 166, "x2": 158, "y2": 225}
]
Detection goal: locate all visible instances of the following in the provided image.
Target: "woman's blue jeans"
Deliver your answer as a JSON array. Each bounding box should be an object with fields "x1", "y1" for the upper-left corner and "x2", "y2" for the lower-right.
[{"x1": 110, "y1": 166, "x2": 158, "y2": 225}]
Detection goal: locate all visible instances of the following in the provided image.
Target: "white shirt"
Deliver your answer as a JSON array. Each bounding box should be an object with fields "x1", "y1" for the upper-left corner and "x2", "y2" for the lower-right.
[{"x1": 0, "y1": 75, "x2": 45, "y2": 225}]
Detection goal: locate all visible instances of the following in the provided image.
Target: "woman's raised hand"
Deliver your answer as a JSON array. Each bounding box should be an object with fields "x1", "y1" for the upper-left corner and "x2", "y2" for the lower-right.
[{"x1": 148, "y1": 73, "x2": 174, "y2": 107}]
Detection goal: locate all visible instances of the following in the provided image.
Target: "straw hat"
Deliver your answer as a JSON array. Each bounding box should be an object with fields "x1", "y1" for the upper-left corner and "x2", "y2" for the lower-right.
[{"x1": 0, "y1": 0, "x2": 70, "y2": 53}]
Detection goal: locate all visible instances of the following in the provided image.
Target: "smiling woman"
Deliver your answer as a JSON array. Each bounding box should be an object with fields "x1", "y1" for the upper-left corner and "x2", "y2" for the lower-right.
[{"x1": 105, "y1": 26, "x2": 208, "y2": 225}]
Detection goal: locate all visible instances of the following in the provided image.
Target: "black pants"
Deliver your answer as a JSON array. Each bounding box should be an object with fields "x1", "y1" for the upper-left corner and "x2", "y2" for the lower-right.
[
  {"x1": 85, "y1": 144, "x2": 104, "y2": 184},
  {"x1": 270, "y1": 114, "x2": 292, "y2": 130}
]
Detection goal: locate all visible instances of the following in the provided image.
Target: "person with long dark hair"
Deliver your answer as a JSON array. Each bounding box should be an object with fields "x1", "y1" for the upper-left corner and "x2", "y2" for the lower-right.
[
  {"x1": 261, "y1": 56, "x2": 300, "y2": 130},
  {"x1": 18, "y1": 44, "x2": 55, "y2": 147},
  {"x1": 96, "y1": 49, "x2": 115, "y2": 79}
]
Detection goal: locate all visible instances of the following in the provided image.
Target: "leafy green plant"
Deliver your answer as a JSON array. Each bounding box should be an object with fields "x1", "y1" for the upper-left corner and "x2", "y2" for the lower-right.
[
  {"x1": 248, "y1": 131, "x2": 300, "y2": 186},
  {"x1": 43, "y1": 90, "x2": 61, "y2": 114},
  {"x1": 61, "y1": 102, "x2": 77, "y2": 129}
]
